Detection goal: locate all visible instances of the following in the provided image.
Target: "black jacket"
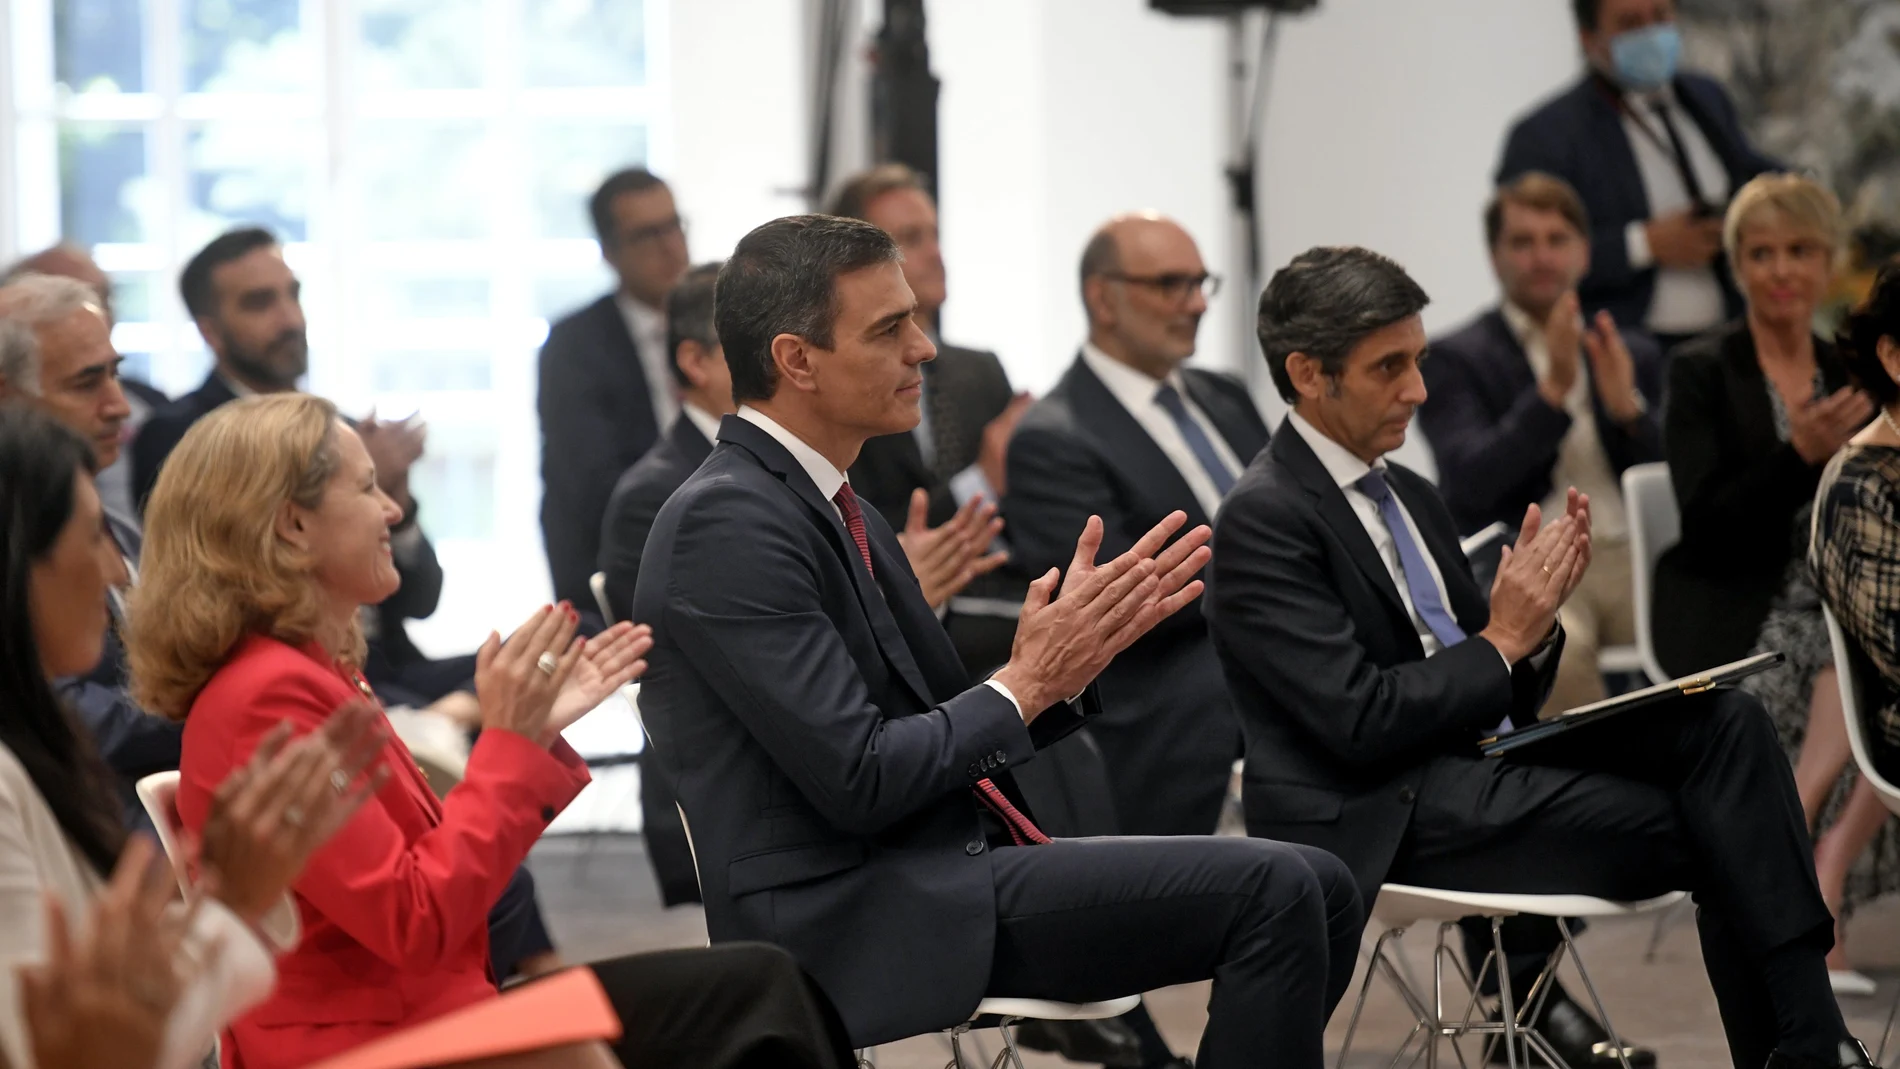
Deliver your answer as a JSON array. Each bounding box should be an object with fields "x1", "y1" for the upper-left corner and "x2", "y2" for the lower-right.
[
  {"x1": 130, "y1": 372, "x2": 239, "y2": 514},
  {"x1": 538, "y1": 294, "x2": 663, "y2": 610},
  {"x1": 1206, "y1": 426, "x2": 1560, "y2": 897},
  {"x1": 632, "y1": 415, "x2": 1092, "y2": 1047},
  {"x1": 597, "y1": 414, "x2": 714, "y2": 622},
  {"x1": 1495, "y1": 72, "x2": 1778, "y2": 327},
  {"x1": 1003, "y1": 356, "x2": 1267, "y2": 835},
  {"x1": 1419, "y1": 307, "x2": 1665, "y2": 535},
  {"x1": 1654, "y1": 321, "x2": 1850, "y2": 676}
]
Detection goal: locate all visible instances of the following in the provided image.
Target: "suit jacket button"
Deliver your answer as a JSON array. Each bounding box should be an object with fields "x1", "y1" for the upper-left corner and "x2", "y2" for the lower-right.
[
  {"x1": 966, "y1": 840, "x2": 986, "y2": 856},
  {"x1": 1397, "y1": 786, "x2": 1416, "y2": 804},
  {"x1": 541, "y1": 805, "x2": 556, "y2": 821}
]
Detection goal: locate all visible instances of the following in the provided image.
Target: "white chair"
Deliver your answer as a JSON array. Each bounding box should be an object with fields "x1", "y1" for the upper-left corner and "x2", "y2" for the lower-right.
[
  {"x1": 1334, "y1": 883, "x2": 1686, "y2": 1069},
  {"x1": 670, "y1": 803, "x2": 1136, "y2": 1069},
  {"x1": 1622, "y1": 463, "x2": 1680, "y2": 686},
  {"x1": 590, "y1": 570, "x2": 616, "y2": 624},
  {"x1": 1824, "y1": 607, "x2": 1900, "y2": 1060},
  {"x1": 134, "y1": 770, "x2": 189, "y2": 892}
]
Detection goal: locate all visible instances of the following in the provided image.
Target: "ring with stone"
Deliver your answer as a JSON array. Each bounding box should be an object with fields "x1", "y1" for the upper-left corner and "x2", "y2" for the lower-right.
[
  {"x1": 537, "y1": 652, "x2": 559, "y2": 676},
  {"x1": 283, "y1": 805, "x2": 306, "y2": 829},
  {"x1": 330, "y1": 769, "x2": 350, "y2": 794}
]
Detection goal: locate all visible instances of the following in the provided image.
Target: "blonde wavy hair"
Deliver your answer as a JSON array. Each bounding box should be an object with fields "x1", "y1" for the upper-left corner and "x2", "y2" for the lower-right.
[{"x1": 127, "y1": 393, "x2": 364, "y2": 719}]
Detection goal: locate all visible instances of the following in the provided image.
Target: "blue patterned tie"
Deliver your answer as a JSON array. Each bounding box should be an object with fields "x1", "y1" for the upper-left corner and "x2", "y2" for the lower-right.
[
  {"x1": 1354, "y1": 470, "x2": 1466, "y2": 650},
  {"x1": 1153, "y1": 383, "x2": 1236, "y2": 497}
]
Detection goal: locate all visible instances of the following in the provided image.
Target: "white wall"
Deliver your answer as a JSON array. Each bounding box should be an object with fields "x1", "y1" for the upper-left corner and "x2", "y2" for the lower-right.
[{"x1": 926, "y1": 0, "x2": 1583, "y2": 476}]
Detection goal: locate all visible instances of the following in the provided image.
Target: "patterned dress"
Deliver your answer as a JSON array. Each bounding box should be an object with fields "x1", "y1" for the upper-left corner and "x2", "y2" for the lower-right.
[{"x1": 1744, "y1": 394, "x2": 1900, "y2": 914}]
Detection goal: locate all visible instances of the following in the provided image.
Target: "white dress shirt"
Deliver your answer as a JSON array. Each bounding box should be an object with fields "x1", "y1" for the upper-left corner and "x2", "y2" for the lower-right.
[
  {"x1": 1080, "y1": 343, "x2": 1242, "y2": 519},
  {"x1": 1500, "y1": 303, "x2": 1630, "y2": 543},
  {"x1": 1617, "y1": 85, "x2": 1730, "y2": 335},
  {"x1": 681, "y1": 401, "x2": 725, "y2": 446},
  {"x1": 736, "y1": 405, "x2": 1027, "y2": 716},
  {"x1": 616, "y1": 293, "x2": 682, "y2": 429}
]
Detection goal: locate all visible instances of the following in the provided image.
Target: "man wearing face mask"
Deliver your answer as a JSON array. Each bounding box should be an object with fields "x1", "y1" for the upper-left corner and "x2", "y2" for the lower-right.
[{"x1": 1496, "y1": 0, "x2": 1779, "y2": 353}]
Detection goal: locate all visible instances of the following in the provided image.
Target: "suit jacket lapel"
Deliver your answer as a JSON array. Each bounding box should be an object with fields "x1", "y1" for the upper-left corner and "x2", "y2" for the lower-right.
[
  {"x1": 1270, "y1": 429, "x2": 1410, "y2": 622},
  {"x1": 1582, "y1": 75, "x2": 1652, "y2": 220},
  {"x1": 717, "y1": 418, "x2": 937, "y2": 712},
  {"x1": 1065, "y1": 357, "x2": 1211, "y2": 529},
  {"x1": 1180, "y1": 370, "x2": 1268, "y2": 468}
]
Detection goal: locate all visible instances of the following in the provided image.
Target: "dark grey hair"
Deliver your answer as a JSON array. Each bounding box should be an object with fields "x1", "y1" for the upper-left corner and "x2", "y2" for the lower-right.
[
  {"x1": 664, "y1": 261, "x2": 724, "y2": 389},
  {"x1": 714, "y1": 214, "x2": 902, "y2": 405},
  {"x1": 0, "y1": 273, "x2": 107, "y2": 395},
  {"x1": 1077, "y1": 227, "x2": 1123, "y2": 305},
  {"x1": 1256, "y1": 246, "x2": 1430, "y2": 403}
]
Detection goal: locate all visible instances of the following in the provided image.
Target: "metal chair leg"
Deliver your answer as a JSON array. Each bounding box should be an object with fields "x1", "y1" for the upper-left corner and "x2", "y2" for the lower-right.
[
  {"x1": 1878, "y1": 982, "x2": 1900, "y2": 1066},
  {"x1": 1558, "y1": 918, "x2": 1634, "y2": 1069},
  {"x1": 1337, "y1": 928, "x2": 1402, "y2": 1069},
  {"x1": 1492, "y1": 917, "x2": 1522, "y2": 1069},
  {"x1": 993, "y1": 1018, "x2": 1027, "y2": 1069}
]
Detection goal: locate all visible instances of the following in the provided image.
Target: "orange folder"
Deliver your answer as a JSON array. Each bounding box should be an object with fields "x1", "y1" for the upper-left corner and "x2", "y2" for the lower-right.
[{"x1": 303, "y1": 969, "x2": 623, "y2": 1069}]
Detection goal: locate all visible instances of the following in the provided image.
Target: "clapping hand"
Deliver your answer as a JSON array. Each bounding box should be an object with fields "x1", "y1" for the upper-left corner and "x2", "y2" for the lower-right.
[
  {"x1": 195, "y1": 701, "x2": 390, "y2": 926},
  {"x1": 1789, "y1": 388, "x2": 1876, "y2": 465},
  {"x1": 896, "y1": 489, "x2": 1009, "y2": 609},
  {"x1": 1580, "y1": 311, "x2": 1644, "y2": 424},
  {"x1": 546, "y1": 620, "x2": 655, "y2": 739},
  {"x1": 1480, "y1": 490, "x2": 1591, "y2": 663},
  {"x1": 18, "y1": 838, "x2": 194, "y2": 1069}
]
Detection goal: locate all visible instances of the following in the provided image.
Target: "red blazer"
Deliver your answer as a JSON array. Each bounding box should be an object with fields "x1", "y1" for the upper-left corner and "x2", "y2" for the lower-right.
[{"x1": 175, "y1": 634, "x2": 590, "y2": 1069}]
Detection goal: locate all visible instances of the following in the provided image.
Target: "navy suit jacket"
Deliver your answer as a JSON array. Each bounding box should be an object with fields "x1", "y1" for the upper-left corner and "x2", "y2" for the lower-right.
[
  {"x1": 538, "y1": 294, "x2": 663, "y2": 613},
  {"x1": 1419, "y1": 307, "x2": 1665, "y2": 535},
  {"x1": 130, "y1": 372, "x2": 239, "y2": 515},
  {"x1": 632, "y1": 415, "x2": 1092, "y2": 1046},
  {"x1": 1003, "y1": 356, "x2": 1266, "y2": 835},
  {"x1": 1496, "y1": 72, "x2": 1779, "y2": 327},
  {"x1": 597, "y1": 414, "x2": 714, "y2": 622}
]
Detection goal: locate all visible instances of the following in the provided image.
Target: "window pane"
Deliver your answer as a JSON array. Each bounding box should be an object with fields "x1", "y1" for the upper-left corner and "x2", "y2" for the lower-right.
[
  {"x1": 372, "y1": 351, "x2": 492, "y2": 392},
  {"x1": 107, "y1": 271, "x2": 163, "y2": 324},
  {"x1": 525, "y1": 123, "x2": 647, "y2": 241},
  {"x1": 360, "y1": 275, "x2": 493, "y2": 320},
  {"x1": 55, "y1": 0, "x2": 147, "y2": 93},
  {"x1": 357, "y1": 0, "x2": 484, "y2": 92},
  {"x1": 409, "y1": 447, "x2": 495, "y2": 540},
  {"x1": 356, "y1": 122, "x2": 492, "y2": 241},
  {"x1": 60, "y1": 124, "x2": 152, "y2": 246},
  {"x1": 524, "y1": 0, "x2": 647, "y2": 88},
  {"x1": 184, "y1": 0, "x2": 315, "y2": 92},
  {"x1": 534, "y1": 273, "x2": 612, "y2": 321},
  {"x1": 185, "y1": 122, "x2": 316, "y2": 246}
]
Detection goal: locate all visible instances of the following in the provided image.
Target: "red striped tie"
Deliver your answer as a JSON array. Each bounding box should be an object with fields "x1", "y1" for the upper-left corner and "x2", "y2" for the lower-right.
[{"x1": 832, "y1": 483, "x2": 1051, "y2": 847}]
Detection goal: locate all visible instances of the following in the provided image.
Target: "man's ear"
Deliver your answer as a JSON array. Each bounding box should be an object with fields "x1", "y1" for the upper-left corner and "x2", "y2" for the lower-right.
[
  {"x1": 674, "y1": 341, "x2": 704, "y2": 391},
  {"x1": 274, "y1": 500, "x2": 309, "y2": 552},
  {"x1": 771, "y1": 333, "x2": 820, "y2": 394},
  {"x1": 1285, "y1": 351, "x2": 1326, "y2": 403}
]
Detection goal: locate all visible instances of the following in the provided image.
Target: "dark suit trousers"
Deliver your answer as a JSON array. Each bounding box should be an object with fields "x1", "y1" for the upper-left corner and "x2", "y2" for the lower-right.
[
  {"x1": 583, "y1": 943, "x2": 855, "y2": 1069},
  {"x1": 986, "y1": 835, "x2": 1364, "y2": 1069},
  {"x1": 1386, "y1": 689, "x2": 1832, "y2": 1067}
]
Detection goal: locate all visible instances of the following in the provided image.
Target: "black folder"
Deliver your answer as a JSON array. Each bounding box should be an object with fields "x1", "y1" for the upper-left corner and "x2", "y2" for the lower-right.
[{"x1": 1479, "y1": 651, "x2": 1785, "y2": 758}]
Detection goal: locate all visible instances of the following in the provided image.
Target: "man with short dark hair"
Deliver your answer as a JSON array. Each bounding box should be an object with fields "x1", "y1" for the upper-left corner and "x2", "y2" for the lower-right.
[
  {"x1": 1496, "y1": 0, "x2": 1778, "y2": 350},
  {"x1": 634, "y1": 213, "x2": 1363, "y2": 1068},
  {"x1": 539, "y1": 166, "x2": 691, "y2": 616},
  {"x1": 1006, "y1": 213, "x2": 1264, "y2": 840},
  {"x1": 829, "y1": 164, "x2": 1031, "y2": 679},
  {"x1": 1421, "y1": 172, "x2": 1665, "y2": 719},
  {"x1": 1211, "y1": 243, "x2": 1870, "y2": 1069}
]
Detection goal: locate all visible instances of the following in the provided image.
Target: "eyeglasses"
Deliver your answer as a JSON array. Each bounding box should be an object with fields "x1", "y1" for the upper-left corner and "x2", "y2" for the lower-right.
[
  {"x1": 1101, "y1": 272, "x2": 1222, "y2": 302},
  {"x1": 619, "y1": 214, "x2": 686, "y2": 249}
]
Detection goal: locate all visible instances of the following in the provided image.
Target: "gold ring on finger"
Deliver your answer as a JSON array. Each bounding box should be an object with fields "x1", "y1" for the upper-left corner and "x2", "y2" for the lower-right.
[
  {"x1": 1541, "y1": 565, "x2": 1552, "y2": 576},
  {"x1": 537, "y1": 652, "x2": 559, "y2": 676}
]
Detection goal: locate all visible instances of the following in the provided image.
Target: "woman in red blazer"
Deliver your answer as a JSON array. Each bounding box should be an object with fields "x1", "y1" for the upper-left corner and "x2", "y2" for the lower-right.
[{"x1": 125, "y1": 394, "x2": 649, "y2": 1069}]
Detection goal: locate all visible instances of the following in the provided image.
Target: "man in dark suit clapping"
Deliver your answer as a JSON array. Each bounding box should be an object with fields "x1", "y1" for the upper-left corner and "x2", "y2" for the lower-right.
[
  {"x1": 633, "y1": 214, "x2": 1364, "y2": 1068},
  {"x1": 1211, "y1": 244, "x2": 1866, "y2": 1069},
  {"x1": 539, "y1": 168, "x2": 690, "y2": 617},
  {"x1": 1005, "y1": 214, "x2": 1265, "y2": 840}
]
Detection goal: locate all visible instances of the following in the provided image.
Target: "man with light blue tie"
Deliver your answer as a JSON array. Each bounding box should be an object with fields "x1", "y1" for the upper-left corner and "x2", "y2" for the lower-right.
[{"x1": 1006, "y1": 213, "x2": 1268, "y2": 841}]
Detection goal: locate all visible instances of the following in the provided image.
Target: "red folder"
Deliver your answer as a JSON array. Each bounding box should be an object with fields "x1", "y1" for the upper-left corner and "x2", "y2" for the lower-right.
[{"x1": 302, "y1": 969, "x2": 623, "y2": 1069}]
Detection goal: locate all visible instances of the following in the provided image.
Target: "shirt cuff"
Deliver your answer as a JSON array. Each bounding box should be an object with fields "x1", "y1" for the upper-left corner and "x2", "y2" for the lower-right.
[
  {"x1": 984, "y1": 678, "x2": 1024, "y2": 721},
  {"x1": 1625, "y1": 220, "x2": 1654, "y2": 271},
  {"x1": 948, "y1": 464, "x2": 996, "y2": 508}
]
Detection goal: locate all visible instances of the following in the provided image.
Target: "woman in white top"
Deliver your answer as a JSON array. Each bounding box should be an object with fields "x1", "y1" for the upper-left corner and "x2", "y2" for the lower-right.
[{"x1": 0, "y1": 403, "x2": 380, "y2": 1069}]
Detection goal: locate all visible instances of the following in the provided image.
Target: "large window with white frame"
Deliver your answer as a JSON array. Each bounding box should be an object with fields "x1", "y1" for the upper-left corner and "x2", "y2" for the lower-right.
[{"x1": 4, "y1": 0, "x2": 670, "y2": 652}]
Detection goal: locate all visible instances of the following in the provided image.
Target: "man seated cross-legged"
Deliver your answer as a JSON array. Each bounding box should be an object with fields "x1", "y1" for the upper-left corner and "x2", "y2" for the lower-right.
[{"x1": 632, "y1": 214, "x2": 1366, "y2": 1068}]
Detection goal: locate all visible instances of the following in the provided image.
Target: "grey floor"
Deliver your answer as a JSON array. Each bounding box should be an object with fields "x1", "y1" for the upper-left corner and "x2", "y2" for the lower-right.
[{"x1": 526, "y1": 834, "x2": 1900, "y2": 1068}]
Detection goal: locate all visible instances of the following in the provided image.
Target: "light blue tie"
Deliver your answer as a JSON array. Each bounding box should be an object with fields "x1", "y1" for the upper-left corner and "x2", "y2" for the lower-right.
[
  {"x1": 1153, "y1": 383, "x2": 1236, "y2": 497},
  {"x1": 1354, "y1": 470, "x2": 1466, "y2": 650}
]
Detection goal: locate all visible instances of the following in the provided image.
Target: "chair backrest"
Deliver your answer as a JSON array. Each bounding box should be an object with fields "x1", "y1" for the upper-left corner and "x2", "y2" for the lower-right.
[
  {"x1": 589, "y1": 571, "x2": 615, "y2": 625},
  {"x1": 1622, "y1": 462, "x2": 1680, "y2": 685},
  {"x1": 134, "y1": 770, "x2": 189, "y2": 892},
  {"x1": 1823, "y1": 606, "x2": 1900, "y2": 814}
]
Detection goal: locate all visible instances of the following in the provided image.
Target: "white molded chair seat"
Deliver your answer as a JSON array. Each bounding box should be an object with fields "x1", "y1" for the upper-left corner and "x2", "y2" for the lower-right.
[
  {"x1": 589, "y1": 570, "x2": 616, "y2": 624},
  {"x1": 1623, "y1": 463, "x2": 1680, "y2": 686},
  {"x1": 1597, "y1": 644, "x2": 1645, "y2": 675},
  {"x1": 134, "y1": 770, "x2": 189, "y2": 892},
  {"x1": 1372, "y1": 884, "x2": 1687, "y2": 929},
  {"x1": 970, "y1": 996, "x2": 1140, "y2": 1022}
]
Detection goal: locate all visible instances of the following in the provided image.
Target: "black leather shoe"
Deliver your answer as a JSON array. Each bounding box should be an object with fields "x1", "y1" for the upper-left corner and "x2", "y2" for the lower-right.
[
  {"x1": 1763, "y1": 1038, "x2": 1876, "y2": 1068},
  {"x1": 1486, "y1": 995, "x2": 1658, "y2": 1068},
  {"x1": 1011, "y1": 1017, "x2": 1145, "y2": 1068}
]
